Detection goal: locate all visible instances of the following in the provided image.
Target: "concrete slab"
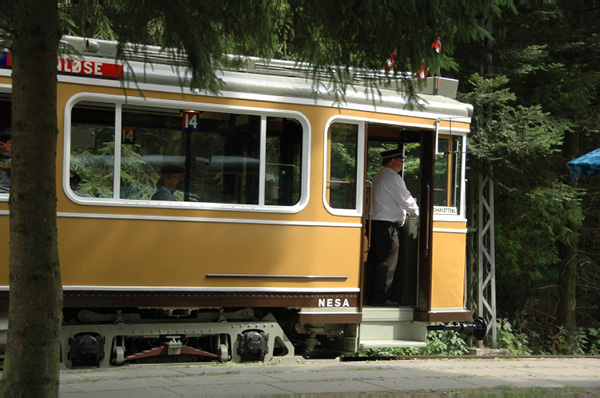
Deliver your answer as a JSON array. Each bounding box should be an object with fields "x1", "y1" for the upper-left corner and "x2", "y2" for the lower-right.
[
  {"x1": 61, "y1": 388, "x2": 182, "y2": 398},
  {"x1": 165, "y1": 383, "x2": 296, "y2": 397},
  {"x1": 265, "y1": 379, "x2": 390, "y2": 394},
  {"x1": 62, "y1": 376, "x2": 185, "y2": 393},
  {"x1": 172, "y1": 372, "x2": 282, "y2": 386},
  {"x1": 363, "y1": 376, "x2": 486, "y2": 392}
]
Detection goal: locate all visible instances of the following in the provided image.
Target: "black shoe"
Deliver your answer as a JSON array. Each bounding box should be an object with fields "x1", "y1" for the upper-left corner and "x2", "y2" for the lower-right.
[{"x1": 372, "y1": 299, "x2": 399, "y2": 307}]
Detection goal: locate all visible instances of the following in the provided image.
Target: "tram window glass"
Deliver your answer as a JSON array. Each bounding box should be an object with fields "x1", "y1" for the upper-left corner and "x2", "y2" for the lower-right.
[
  {"x1": 120, "y1": 107, "x2": 187, "y2": 201},
  {"x1": 68, "y1": 100, "x2": 304, "y2": 207},
  {"x1": 433, "y1": 135, "x2": 463, "y2": 214},
  {"x1": 69, "y1": 103, "x2": 116, "y2": 198},
  {"x1": 266, "y1": 117, "x2": 303, "y2": 206},
  {"x1": 326, "y1": 123, "x2": 358, "y2": 209},
  {"x1": 119, "y1": 107, "x2": 262, "y2": 204},
  {"x1": 401, "y1": 143, "x2": 422, "y2": 200}
]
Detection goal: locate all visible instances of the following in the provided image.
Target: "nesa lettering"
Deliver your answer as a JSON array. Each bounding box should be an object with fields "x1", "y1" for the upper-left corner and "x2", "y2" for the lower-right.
[{"x1": 317, "y1": 298, "x2": 350, "y2": 307}]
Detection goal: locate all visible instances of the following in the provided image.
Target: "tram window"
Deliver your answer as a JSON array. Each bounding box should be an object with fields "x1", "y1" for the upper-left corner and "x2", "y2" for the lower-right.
[
  {"x1": 119, "y1": 108, "x2": 262, "y2": 204},
  {"x1": 326, "y1": 123, "x2": 358, "y2": 210},
  {"x1": 401, "y1": 143, "x2": 422, "y2": 199},
  {"x1": 266, "y1": 117, "x2": 303, "y2": 206},
  {"x1": 68, "y1": 100, "x2": 304, "y2": 208},
  {"x1": 120, "y1": 107, "x2": 189, "y2": 201},
  {"x1": 70, "y1": 104, "x2": 116, "y2": 198},
  {"x1": 433, "y1": 136, "x2": 463, "y2": 214}
]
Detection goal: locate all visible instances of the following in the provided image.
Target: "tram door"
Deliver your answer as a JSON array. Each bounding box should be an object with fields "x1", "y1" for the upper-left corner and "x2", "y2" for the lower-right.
[{"x1": 362, "y1": 123, "x2": 434, "y2": 309}]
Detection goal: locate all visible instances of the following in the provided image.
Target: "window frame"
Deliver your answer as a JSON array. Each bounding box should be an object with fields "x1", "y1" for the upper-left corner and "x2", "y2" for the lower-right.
[
  {"x1": 433, "y1": 133, "x2": 467, "y2": 222},
  {"x1": 323, "y1": 117, "x2": 366, "y2": 217},
  {"x1": 63, "y1": 93, "x2": 311, "y2": 214},
  {"x1": 322, "y1": 115, "x2": 468, "y2": 221}
]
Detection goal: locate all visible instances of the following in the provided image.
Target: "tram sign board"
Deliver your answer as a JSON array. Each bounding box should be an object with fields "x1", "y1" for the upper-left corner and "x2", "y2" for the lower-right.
[
  {"x1": 57, "y1": 57, "x2": 123, "y2": 79},
  {"x1": 0, "y1": 51, "x2": 123, "y2": 79},
  {"x1": 182, "y1": 110, "x2": 201, "y2": 132},
  {"x1": 0, "y1": 50, "x2": 11, "y2": 67},
  {"x1": 433, "y1": 206, "x2": 457, "y2": 215}
]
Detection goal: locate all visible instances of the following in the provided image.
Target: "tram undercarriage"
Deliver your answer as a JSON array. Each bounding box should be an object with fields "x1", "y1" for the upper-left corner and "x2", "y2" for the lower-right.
[{"x1": 60, "y1": 307, "x2": 358, "y2": 368}]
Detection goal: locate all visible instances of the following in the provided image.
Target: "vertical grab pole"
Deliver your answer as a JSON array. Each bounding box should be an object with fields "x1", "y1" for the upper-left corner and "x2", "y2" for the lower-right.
[{"x1": 416, "y1": 129, "x2": 436, "y2": 317}]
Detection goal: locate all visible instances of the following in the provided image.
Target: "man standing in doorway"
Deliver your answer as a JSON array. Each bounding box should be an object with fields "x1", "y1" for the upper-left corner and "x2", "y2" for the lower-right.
[{"x1": 366, "y1": 148, "x2": 419, "y2": 307}]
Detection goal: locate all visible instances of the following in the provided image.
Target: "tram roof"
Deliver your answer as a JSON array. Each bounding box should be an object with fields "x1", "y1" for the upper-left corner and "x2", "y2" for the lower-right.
[{"x1": 60, "y1": 36, "x2": 473, "y2": 119}]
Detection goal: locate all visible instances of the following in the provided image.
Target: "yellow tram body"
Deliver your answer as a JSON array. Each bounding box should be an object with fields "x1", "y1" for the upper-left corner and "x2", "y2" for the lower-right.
[{"x1": 0, "y1": 37, "x2": 473, "y2": 366}]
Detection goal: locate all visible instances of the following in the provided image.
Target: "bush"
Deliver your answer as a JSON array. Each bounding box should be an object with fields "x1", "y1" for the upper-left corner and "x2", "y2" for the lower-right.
[
  {"x1": 496, "y1": 318, "x2": 532, "y2": 355},
  {"x1": 352, "y1": 327, "x2": 468, "y2": 357},
  {"x1": 350, "y1": 320, "x2": 600, "y2": 358}
]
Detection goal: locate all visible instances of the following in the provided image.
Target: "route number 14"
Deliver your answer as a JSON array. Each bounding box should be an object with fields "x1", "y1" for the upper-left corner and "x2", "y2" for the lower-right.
[{"x1": 182, "y1": 111, "x2": 200, "y2": 132}]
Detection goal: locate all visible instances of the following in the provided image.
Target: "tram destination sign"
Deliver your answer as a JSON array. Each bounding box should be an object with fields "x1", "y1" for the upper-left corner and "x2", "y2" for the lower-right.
[
  {"x1": 433, "y1": 206, "x2": 458, "y2": 215},
  {"x1": 1, "y1": 50, "x2": 123, "y2": 79}
]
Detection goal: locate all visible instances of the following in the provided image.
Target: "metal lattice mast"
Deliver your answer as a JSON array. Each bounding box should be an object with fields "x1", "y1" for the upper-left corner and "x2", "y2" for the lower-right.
[{"x1": 468, "y1": 171, "x2": 497, "y2": 348}]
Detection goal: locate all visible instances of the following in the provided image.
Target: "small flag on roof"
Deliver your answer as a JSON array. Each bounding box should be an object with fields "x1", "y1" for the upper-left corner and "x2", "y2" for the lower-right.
[{"x1": 432, "y1": 37, "x2": 441, "y2": 54}]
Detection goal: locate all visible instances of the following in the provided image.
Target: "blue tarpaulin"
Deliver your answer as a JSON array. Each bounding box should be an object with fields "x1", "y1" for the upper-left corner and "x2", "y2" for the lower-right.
[{"x1": 567, "y1": 148, "x2": 600, "y2": 182}]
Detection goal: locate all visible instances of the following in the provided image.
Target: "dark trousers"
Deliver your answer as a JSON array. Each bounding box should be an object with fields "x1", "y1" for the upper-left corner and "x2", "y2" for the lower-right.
[{"x1": 365, "y1": 221, "x2": 399, "y2": 304}]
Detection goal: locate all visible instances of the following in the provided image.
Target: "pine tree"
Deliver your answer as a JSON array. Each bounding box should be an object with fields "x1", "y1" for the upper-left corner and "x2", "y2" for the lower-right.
[{"x1": 455, "y1": 2, "x2": 600, "y2": 352}]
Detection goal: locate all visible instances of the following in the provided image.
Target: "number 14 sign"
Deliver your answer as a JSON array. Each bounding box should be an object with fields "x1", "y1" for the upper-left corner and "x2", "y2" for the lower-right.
[{"x1": 182, "y1": 111, "x2": 201, "y2": 132}]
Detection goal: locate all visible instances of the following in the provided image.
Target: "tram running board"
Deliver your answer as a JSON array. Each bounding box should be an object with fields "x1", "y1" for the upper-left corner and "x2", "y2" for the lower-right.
[{"x1": 359, "y1": 306, "x2": 426, "y2": 349}]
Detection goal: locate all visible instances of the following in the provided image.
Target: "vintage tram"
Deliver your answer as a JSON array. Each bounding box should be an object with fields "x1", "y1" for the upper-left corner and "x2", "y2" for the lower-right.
[{"x1": 0, "y1": 37, "x2": 476, "y2": 368}]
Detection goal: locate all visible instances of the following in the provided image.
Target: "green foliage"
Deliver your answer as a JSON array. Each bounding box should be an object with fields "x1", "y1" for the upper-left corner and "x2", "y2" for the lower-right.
[
  {"x1": 496, "y1": 319, "x2": 532, "y2": 355},
  {"x1": 59, "y1": 0, "x2": 118, "y2": 41},
  {"x1": 60, "y1": 1, "x2": 278, "y2": 94},
  {"x1": 56, "y1": 1, "x2": 515, "y2": 104},
  {"x1": 495, "y1": 182, "x2": 584, "y2": 281},
  {"x1": 521, "y1": 324, "x2": 596, "y2": 356},
  {"x1": 454, "y1": 1, "x2": 600, "y2": 339},
  {"x1": 547, "y1": 326, "x2": 587, "y2": 356},
  {"x1": 420, "y1": 329, "x2": 469, "y2": 355},
  {"x1": 459, "y1": 73, "x2": 586, "y2": 288},
  {"x1": 353, "y1": 327, "x2": 469, "y2": 358},
  {"x1": 587, "y1": 328, "x2": 600, "y2": 356},
  {"x1": 353, "y1": 319, "x2": 600, "y2": 358},
  {"x1": 281, "y1": 0, "x2": 511, "y2": 104},
  {"x1": 459, "y1": 73, "x2": 567, "y2": 178}
]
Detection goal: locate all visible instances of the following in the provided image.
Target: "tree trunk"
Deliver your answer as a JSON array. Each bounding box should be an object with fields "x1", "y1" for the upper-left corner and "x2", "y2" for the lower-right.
[
  {"x1": 2, "y1": 1, "x2": 62, "y2": 396},
  {"x1": 557, "y1": 243, "x2": 578, "y2": 335},
  {"x1": 556, "y1": 130, "x2": 580, "y2": 341}
]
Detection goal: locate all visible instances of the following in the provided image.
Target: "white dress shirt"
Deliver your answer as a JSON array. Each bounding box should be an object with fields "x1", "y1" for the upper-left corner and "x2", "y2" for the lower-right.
[{"x1": 370, "y1": 167, "x2": 419, "y2": 226}]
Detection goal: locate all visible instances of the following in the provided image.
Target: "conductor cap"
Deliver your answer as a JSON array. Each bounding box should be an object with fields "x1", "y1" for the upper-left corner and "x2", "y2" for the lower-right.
[{"x1": 381, "y1": 149, "x2": 405, "y2": 160}]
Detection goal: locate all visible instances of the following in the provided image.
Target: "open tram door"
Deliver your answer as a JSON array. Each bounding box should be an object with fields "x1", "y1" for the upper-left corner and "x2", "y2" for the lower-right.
[
  {"x1": 362, "y1": 122, "x2": 436, "y2": 309},
  {"x1": 358, "y1": 122, "x2": 436, "y2": 347}
]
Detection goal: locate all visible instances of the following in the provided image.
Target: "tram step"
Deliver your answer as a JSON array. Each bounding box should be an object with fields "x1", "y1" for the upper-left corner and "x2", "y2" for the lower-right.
[
  {"x1": 359, "y1": 306, "x2": 427, "y2": 347},
  {"x1": 361, "y1": 306, "x2": 415, "y2": 322},
  {"x1": 359, "y1": 339, "x2": 426, "y2": 349}
]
